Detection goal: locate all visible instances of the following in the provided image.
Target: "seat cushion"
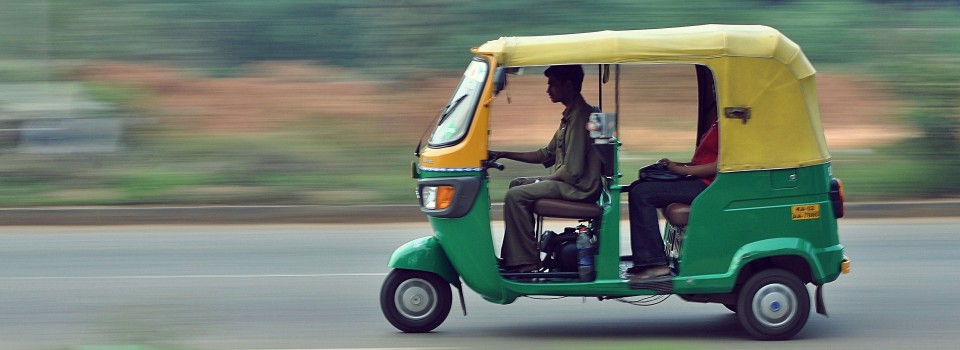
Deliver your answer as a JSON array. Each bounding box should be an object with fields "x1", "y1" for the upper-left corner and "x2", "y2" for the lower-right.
[
  {"x1": 664, "y1": 203, "x2": 691, "y2": 226},
  {"x1": 533, "y1": 199, "x2": 602, "y2": 219}
]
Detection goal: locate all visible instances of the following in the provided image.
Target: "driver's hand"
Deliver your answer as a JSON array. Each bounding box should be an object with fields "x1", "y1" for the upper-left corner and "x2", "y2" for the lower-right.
[{"x1": 488, "y1": 150, "x2": 502, "y2": 160}]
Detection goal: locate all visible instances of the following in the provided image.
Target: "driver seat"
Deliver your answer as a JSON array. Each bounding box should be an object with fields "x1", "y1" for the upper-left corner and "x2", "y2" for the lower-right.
[
  {"x1": 533, "y1": 199, "x2": 603, "y2": 220},
  {"x1": 532, "y1": 198, "x2": 603, "y2": 246}
]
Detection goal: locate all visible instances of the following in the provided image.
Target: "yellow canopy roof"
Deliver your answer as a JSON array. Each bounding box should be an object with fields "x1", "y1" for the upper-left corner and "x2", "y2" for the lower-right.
[
  {"x1": 476, "y1": 25, "x2": 830, "y2": 172},
  {"x1": 476, "y1": 24, "x2": 815, "y2": 79}
]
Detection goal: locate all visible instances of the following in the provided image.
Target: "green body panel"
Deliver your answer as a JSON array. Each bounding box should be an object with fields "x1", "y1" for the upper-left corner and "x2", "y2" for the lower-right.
[
  {"x1": 426, "y1": 180, "x2": 517, "y2": 303},
  {"x1": 399, "y1": 157, "x2": 843, "y2": 301},
  {"x1": 673, "y1": 163, "x2": 844, "y2": 293},
  {"x1": 387, "y1": 235, "x2": 460, "y2": 285}
]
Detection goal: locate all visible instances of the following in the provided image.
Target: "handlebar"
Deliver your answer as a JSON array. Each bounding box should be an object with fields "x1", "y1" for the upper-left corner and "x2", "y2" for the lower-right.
[{"x1": 482, "y1": 160, "x2": 505, "y2": 171}]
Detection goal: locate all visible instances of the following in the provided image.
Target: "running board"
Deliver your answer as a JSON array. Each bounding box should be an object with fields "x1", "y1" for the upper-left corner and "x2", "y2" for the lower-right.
[
  {"x1": 628, "y1": 276, "x2": 674, "y2": 294},
  {"x1": 500, "y1": 271, "x2": 579, "y2": 280}
]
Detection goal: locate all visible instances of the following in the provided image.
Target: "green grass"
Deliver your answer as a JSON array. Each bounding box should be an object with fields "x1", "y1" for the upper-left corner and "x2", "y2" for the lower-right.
[{"x1": 0, "y1": 138, "x2": 953, "y2": 207}]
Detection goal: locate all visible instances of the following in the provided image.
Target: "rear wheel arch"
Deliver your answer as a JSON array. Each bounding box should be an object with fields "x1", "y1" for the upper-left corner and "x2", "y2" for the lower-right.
[{"x1": 734, "y1": 255, "x2": 814, "y2": 292}]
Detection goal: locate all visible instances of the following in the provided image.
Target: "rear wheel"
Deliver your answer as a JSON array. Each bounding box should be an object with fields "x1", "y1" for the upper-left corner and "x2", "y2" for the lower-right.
[
  {"x1": 736, "y1": 269, "x2": 810, "y2": 340},
  {"x1": 380, "y1": 269, "x2": 452, "y2": 333}
]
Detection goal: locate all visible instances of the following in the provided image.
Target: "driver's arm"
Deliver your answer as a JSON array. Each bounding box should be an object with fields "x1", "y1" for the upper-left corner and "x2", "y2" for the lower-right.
[{"x1": 488, "y1": 150, "x2": 542, "y2": 164}]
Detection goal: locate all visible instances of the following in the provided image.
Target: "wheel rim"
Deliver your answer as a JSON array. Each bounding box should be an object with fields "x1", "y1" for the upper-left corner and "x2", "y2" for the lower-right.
[
  {"x1": 751, "y1": 283, "x2": 797, "y2": 328},
  {"x1": 394, "y1": 278, "x2": 438, "y2": 320}
]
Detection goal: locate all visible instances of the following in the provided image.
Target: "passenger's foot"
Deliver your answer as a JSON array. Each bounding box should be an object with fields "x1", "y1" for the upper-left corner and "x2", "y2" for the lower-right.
[{"x1": 629, "y1": 265, "x2": 672, "y2": 280}]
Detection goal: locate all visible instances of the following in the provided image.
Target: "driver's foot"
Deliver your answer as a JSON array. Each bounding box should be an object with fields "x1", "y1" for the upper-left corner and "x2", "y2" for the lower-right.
[
  {"x1": 500, "y1": 263, "x2": 539, "y2": 273},
  {"x1": 629, "y1": 265, "x2": 672, "y2": 280}
]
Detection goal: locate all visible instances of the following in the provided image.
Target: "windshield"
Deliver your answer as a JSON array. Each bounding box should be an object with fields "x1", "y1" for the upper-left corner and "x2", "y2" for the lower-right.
[{"x1": 428, "y1": 59, "x2": 488, "y2": 147}]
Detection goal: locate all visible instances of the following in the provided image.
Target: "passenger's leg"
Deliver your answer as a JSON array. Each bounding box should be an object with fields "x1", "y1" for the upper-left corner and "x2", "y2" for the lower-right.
[{"x1": 628, "y1": 180, "x2": 707, "y2": 268}]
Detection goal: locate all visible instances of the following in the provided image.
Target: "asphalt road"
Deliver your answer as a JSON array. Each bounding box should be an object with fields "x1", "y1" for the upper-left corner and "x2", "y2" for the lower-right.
[{"x1": 0, "y1": 218, "x2": 958, "y2": 349}]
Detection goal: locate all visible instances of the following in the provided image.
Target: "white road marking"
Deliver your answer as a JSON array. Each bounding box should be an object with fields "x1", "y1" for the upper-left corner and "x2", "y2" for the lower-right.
[
  {"x1": 241, "y1": 348, "x2": 459, "y2": 350},
  {"x1": 242, "y1": 348, "x2": 460, "y2": 350},
  {"x1": 0, "y1": 273, "x2": 387, "y2": 281}
]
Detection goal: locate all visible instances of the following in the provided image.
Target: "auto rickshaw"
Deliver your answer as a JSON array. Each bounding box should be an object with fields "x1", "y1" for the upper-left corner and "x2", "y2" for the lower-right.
[{"x1": 380, "y1": 24, "x2": 851, "y2": 340}]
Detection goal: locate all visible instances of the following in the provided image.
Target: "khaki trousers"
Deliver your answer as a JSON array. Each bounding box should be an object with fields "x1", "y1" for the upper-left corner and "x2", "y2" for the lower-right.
[{"x1": 500, "y1": 178, "x2": 565, "y2": 267}]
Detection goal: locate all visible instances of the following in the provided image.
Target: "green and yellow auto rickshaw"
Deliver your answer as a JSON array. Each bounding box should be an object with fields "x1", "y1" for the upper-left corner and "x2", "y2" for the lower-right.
[{"x1": 380, "y1": 24, "x2": 851, "y2": 340}]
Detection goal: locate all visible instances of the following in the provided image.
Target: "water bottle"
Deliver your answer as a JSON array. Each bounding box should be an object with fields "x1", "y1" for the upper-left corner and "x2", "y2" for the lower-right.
[{"x1": 576, "y1": 227, "x2": 595, "y2": 281}]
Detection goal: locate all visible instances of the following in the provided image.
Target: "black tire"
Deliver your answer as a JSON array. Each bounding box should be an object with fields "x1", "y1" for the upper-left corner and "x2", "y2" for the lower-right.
[
  {"x1": 380, "y1": 269, "x2": 452, "y2": 333},
  {"x1": 723, "y1": 303, "x2": 738, "y2": 313},
  {"x1": 736, "y1": 269, "x2": 810, "y2": 340}
]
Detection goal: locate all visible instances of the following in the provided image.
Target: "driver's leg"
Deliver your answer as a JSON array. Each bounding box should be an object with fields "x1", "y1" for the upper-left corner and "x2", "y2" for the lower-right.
[{"x1": 501, "y1": 181, "x2": 561, "y2": 271}]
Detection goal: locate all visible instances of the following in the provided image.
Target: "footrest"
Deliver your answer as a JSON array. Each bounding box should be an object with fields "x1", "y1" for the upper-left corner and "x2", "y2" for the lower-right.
[
  {"x1": 628, "y1": 276, "x2": 674, "y2": 294},
  {"x1": 500, "y1": 271, "x2": 579, "y2": 281}
]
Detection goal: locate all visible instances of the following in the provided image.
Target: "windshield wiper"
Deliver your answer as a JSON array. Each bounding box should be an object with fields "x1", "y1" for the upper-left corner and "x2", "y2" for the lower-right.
[
  {"x1": 437, "y1": 94, "x2": 469, "y2": 124},
  {"x1": 414, "y1": 94, "x2": 469, "y2": 157}
]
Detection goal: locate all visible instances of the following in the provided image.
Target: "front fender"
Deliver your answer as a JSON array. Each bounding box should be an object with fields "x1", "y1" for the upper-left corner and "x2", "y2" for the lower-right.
[{"x1": 387, "y1": 236, "x2": 460, "y2": 286}]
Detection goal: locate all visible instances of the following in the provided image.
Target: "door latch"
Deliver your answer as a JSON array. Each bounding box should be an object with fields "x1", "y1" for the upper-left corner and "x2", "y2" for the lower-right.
[{"x1": 724, "y1": 107, "x2": 751, "y2": 124}]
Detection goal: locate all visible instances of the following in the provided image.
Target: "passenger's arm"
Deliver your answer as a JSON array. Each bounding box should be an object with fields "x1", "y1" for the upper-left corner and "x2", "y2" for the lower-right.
[{"x1": 663, "y1": 159, "x2": 717, "y2": 178}]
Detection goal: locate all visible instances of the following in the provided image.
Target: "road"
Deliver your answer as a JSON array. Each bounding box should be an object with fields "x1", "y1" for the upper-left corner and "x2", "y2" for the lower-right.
[{"x1": 0, "y1": 218, "x2": 957, "y2": 349}]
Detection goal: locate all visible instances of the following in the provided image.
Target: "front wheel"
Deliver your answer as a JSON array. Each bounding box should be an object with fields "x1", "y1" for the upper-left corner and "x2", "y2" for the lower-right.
[
  {"x1": 736, "y1": 269, "x2": 810, "y2": 340},
  {"x1": 380, "y1": 269, "x2": 452, "y2": 333}
]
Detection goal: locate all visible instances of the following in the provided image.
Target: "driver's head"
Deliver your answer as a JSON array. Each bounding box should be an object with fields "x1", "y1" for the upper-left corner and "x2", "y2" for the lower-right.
[{"x1": 544, "y1": 65, "x2": 584, "y2": 103}]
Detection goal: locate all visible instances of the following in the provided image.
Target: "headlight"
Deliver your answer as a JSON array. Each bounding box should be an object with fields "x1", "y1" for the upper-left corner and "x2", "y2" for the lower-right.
[
  {"x1": 421, "y1": 185, "x2": 455, "y2": 210},
  {"x1": 417, "y1": 177, "x2": 480, "y2": 218}
]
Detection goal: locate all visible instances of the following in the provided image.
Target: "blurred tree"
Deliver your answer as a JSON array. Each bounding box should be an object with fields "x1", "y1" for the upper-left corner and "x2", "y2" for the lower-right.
[
  {"x1": 884, "y1": 55, "x2": 960, "y2": 196},
  {"x1": 22, "y1": 0, "x2": 957, "y2": 73}
]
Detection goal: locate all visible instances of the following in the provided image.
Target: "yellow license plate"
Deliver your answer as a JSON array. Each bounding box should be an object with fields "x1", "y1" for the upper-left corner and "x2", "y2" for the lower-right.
[{"x1": 791, "y1": 204, "x2": 821, "y2": 220}]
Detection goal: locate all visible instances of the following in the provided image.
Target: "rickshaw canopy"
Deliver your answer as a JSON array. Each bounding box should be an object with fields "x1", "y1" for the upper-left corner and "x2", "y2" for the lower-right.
[{"x1": 475, "y1": 24, "x2": 831, "y2": 172}]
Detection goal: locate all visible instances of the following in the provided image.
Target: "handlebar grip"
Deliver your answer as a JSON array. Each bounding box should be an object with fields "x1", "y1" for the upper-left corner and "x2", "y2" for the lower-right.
[{"x1": 482, "y1": 160, "x2": 505, "y2": 171}]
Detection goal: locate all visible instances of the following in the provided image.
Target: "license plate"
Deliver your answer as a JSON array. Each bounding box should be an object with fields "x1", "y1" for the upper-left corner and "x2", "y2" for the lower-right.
[{"x1": 791, "y1": 204, "x2": 821, "y2": 220}]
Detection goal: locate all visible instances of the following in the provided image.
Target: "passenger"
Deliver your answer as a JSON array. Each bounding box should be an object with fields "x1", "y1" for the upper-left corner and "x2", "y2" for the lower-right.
[
  {"x1": 627, "y1": 113, "x2": 719, "y2": 280},
  {"x1": 489, "y1": 65, "x2": 602, "y2": 274}
]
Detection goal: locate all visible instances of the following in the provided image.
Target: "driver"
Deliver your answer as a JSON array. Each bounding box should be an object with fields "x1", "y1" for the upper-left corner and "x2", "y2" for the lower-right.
[{"x1": 489, "y1": 65, "x2": 602, "y2": 274}]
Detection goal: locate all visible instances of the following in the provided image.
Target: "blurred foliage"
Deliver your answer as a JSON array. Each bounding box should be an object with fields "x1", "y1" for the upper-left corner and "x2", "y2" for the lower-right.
[
  {"x1": 874, "y1": 55, "x2": 960, "y2": 197},
  {"x1": 0, "y1": 0, "x2": 957, "y2": 73},
  {"x1": 1, "y1": 0, "x2": 959, "y2": 206}
]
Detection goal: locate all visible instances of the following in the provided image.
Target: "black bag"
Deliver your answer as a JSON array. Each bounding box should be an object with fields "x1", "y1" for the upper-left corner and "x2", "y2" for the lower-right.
[
  {"x1": 638, "y1": 162, "x2": 690, "y2": 182},
  {"x1": 539, "y1": 228, "x2": 579, "y2": 272}
]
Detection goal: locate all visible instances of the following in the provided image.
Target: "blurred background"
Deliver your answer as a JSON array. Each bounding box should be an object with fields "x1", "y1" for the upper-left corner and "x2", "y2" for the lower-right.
[{"x1": 0, "y1": 0, "x2": 957, "y2": 207}]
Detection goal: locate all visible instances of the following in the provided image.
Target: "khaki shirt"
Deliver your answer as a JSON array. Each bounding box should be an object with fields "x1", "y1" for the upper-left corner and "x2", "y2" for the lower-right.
[{"x1": 535, "y1": 97, "x2": 602, "y2": 201}]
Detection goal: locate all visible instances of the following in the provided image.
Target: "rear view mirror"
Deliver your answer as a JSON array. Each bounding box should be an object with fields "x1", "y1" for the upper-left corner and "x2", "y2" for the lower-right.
[
  {"x1": 493, "y1": 67, "x2": 507, "y2": 95},
  {"x1": 493, "y1": 67, "x2": 521, "y2": 95},
  {"x1": 588, "y1": 113, "x2": 617, "y2": 142}
]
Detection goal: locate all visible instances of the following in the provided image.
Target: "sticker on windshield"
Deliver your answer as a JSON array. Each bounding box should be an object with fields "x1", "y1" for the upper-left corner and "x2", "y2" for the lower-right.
[{"x1": 791, "y1": 204, "x2": 820, "y2": 220}]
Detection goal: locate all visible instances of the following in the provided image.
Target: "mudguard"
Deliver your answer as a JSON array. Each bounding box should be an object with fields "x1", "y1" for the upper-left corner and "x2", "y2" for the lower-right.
[{"x1": 387, "y1": 236, "x2": 460, "y2": 286}]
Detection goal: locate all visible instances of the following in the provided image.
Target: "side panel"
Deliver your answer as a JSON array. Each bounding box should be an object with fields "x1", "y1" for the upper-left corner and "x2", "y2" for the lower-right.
[
  {"x1": 387, "y1": 236, "x2": 460, "y2": 286},
  {"x1": 674, "y1": 163, "x2": 843, "y2": 293}
]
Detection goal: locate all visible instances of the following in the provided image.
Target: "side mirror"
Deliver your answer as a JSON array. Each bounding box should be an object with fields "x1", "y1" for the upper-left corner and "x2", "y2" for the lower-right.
[
  {"x1": 493, "y1": 67, "x2": 508, "y2": 95},
  {"x1": 588, "y1": 113, "x2": 617, "y2": 142}
]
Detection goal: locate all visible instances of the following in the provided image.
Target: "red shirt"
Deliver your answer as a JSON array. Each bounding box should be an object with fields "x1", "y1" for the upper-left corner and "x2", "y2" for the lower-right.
[{"x1": 689, "y1": 122, "x2": 719, "y2": 185}]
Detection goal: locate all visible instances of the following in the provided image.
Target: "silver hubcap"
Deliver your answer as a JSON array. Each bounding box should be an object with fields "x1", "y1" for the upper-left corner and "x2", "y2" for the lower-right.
[
  {"x1": 751, "y1": 283, "x2": 797, "y2": 328},
  {"x1": 395, "y1": 278, "x2": 437, "y2": 320}
]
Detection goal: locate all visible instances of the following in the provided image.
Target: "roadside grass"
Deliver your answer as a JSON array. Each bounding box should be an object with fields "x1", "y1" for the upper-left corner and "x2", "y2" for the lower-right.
[
  {"x1": 0, "y1": 136, "x2": 950, "y2": 207},
  {"x1": 831, "y1": 147, "x2": 949, "y2": 201},
  {"x1": 4, "y1": 58, "x2": 947, "y2": 207}
]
